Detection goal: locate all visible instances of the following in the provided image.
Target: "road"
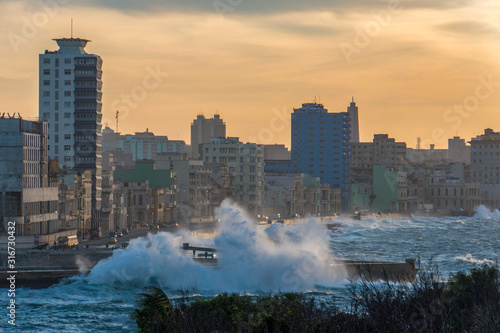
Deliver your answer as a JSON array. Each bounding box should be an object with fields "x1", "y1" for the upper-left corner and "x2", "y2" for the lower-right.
[{"x1": 79, "y1": 226, "x2": 181, "y2": 248}]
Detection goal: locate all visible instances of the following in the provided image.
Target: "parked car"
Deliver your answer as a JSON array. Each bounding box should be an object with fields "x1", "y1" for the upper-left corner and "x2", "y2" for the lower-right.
[
  {"x1": 109, "y1": 232, "x2": 116, "y2": 238},
  {"x1": 116, "y1": 231, "x2": 123, "y2": 237},
  {"x1": 108, "y1": 237, "x2": 117, "y2": 244},
  {"x1": 149, "y1": 224, "x2": 159, "y2": 230}
]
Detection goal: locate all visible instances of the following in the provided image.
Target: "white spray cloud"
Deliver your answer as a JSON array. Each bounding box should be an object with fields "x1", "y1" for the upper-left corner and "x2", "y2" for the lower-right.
[{"x1": 88, "y1": 200, "x2": 346, "y2": 293}]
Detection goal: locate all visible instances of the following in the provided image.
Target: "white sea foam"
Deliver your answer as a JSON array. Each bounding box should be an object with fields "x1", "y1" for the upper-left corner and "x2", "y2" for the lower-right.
[
  {"x1": 455, "y1": 253, "x2": 495, "y2": 266},
  {"x1": 88, "y1": 200, "x2": 346, "y2": 293}
]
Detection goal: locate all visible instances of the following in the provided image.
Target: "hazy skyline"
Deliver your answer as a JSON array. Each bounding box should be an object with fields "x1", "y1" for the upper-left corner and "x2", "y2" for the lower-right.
[{"x1": 1, "y1": 0, "x2": 499, "y2": 148}]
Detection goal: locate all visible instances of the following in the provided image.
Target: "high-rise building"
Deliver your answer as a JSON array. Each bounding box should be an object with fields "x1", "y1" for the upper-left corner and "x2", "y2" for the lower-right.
[
  {"x1": 190, "y1": 114, "x2": 226, "y2": 159},
  {"x1": 290, "y1": 103, "x2": 351, "y2": 210},
  {"x1": 39, "y1": 37, "x2": 103, "y2": 225},
  {"x1": 347, "y1": 97, "x2": 359, "y2": 143},
  {"x1": 0, "y1": 115, "x2": 58, "y2": 236}
]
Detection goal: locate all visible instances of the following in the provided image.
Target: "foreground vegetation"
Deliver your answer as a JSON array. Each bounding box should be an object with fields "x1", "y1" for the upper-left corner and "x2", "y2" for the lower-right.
[{"x1": 132, "y1": 266, "x2": 500, "y2": 332}]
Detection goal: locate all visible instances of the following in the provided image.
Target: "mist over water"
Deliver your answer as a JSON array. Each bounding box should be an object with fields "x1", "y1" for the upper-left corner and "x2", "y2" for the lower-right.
[{"x1": 89, "y1": 200, "x2": 346, "y2": 293}]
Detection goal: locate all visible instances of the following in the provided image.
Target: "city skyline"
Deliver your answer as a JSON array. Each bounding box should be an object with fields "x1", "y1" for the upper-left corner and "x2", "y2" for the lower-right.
[{"x1": 1, "y1": 1, "x2": 500, "y2": 148}]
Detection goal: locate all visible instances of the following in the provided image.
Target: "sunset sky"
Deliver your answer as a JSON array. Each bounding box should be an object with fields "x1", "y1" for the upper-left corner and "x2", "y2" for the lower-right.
[{"x1": 1, "y1": 0, "x2": 499, "y2": 149}]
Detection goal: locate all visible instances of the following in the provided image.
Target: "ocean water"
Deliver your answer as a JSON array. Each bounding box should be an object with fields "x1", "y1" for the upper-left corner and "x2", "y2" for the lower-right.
[{"x1": 1, "y1": 201, "x2": 499, "y2": 332}]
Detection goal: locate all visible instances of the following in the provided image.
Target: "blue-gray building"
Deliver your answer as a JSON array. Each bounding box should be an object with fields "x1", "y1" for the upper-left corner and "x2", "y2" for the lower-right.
[{"x1": 290, "y1": 103, "x2": 351, "y2": 210}]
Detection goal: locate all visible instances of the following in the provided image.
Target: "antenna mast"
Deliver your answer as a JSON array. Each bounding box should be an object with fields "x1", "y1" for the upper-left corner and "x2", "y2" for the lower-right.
[
  {"x1": 71, "y1": 18, "x2": 73, "y2": 38},
  {"x1": 116, "y1": 110, "x2": 119, "y2": 133}
]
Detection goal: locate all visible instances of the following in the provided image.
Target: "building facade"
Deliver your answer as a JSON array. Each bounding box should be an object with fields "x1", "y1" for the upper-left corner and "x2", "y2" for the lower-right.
[
  {"x1": 190, "y1": 114, "x2": 226, "y2": 159},
  {"x1": 39, "y1": 37, "x2": 103, "y2": 226},
  {"x1": 0, "y1": 116, "x2": 58, "y2": 235},
  {"x1": 351, "y1": 134, "x2": 406, "y2": 169},
  {"x1": 290, "y1": 103, "x2": 351, "y2": 209},
  {"x1": 470, "y1": 128, "x2": 500, "y2": 208},
  {"x1": 201, "y1": 137, "x2": 264, "y2": 214},
  {"x1": 102, "y1": 127, "x2": 186, "y2": 163}
]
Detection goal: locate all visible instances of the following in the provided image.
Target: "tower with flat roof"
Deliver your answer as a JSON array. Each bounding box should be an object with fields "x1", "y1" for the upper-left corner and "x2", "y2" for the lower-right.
[{"x1": 39, "y1": 37, "x2": 103, "y2": 224}]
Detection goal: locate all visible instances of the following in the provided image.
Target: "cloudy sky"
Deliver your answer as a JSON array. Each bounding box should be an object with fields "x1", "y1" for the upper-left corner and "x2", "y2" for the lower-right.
[{"x1": 1, "y1": 0, "x2": 499, "y2": 148}]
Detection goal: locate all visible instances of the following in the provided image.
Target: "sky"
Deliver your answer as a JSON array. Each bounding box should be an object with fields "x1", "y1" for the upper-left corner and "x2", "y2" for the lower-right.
[{"x1": 1, "y1": 0, "x2": 500, "y2": 149}]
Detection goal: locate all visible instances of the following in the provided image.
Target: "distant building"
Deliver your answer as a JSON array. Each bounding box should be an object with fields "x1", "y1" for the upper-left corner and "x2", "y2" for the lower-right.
[
  {"x1": 407, "y1": 144, "x2": 448, "y2": 165},
  {"x1": 0, "y1": 115, "x2": 58, "y2": 235},
  {"x1": 426, "y1": 171, "x2": 480, "y2": 211},
  {"x1": 264, "y1": 173, "x2": 341, "y2": 217},
  {"x1": 263, "y1": 144, "x2": 290, "y2": 160},
  {"x1": 470, "y1": 128, "x2": 500, "y2": 208},
  {"x1": 156, "y1": 155, "x2": 213, "y2": 223},
  {"x1": 191, "y1": 114, "x2": 226, "y2": 159},
  {"x1": 347, "y1": 97, "x2": 359, "y2": 143},
  {"x1": 200, "y1": 137, "x2": 264, "y2": 214},
  {"x1": 102, "y1": 126, "x2": 186, "y2": 164},
  {"x1": 290, "y1": 103, "x2": 351, "y2": 210},
  {"x1": 114, "y1": 161, "x2": 177, "y2": 225},
  {"x1": 447, "y1": 136, "x2": 470, "y2": 165},
  {"x1": 351, "y1": 134, "x2": 406, "y2": 169}
]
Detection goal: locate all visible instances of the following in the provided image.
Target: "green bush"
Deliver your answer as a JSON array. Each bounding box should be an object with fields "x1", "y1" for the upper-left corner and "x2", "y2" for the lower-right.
[{"x1": 132, "y1": 265, "x2": 500, "y2": 333}]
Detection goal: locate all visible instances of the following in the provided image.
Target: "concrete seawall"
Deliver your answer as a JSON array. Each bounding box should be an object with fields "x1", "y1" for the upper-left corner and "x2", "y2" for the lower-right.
[{"x1": 0, "y1": 250, "x2": 113, "y2": 289}]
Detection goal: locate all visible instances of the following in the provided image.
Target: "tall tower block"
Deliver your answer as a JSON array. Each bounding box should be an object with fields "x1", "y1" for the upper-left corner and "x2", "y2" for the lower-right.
[{"x1": 347, "y1": 97, "x2": 359, "y2": 143}]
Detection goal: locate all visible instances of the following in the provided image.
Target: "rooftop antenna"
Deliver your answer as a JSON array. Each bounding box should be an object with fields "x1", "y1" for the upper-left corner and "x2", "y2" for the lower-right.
[
  {"x1": 71, "y1": 18, "x2": 73, "y2": 38},
  {"x1": 116, "y1": 110, "x2": 119, "y2": 133}
]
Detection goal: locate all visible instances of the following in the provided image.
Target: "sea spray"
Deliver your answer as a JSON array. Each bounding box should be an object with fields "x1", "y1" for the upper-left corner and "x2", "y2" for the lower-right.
[
  {"x1": 88, "y1": 200, "x2": 346, "y2": 292},
  {"x1": 473, "y1": 205, "x2": 500, "y2": 219}
]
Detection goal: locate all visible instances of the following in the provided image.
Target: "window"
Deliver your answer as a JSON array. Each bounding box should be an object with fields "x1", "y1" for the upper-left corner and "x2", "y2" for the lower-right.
[
  {"x1": 64, "y1": 123, "x2": 71, "y2": 129},
  {"x1": 65, "y1": 80, "x2": 71, "y2": 86},
  {"x1": 64, "y1": 69, "x2": 71, "y2": 75},
  {"x1": 43, "y1": 102, "x2": 50, "y2": 107},
  {"x1": 64, "y1": 58, "x2": 71, "y2": 64},
  {"x1": 64, "y1": 113, "x2": 71, "y2": 119},
  {"x1": 43, "y1": 69, "x2": 50, "y2": 75},
  {"x1": 43, "y1": 58, "x2": 50, "y2": 64},
  {"x1": 43, "y1": 80, "x2": 50, "y2": 86},
  {"x1": 43, "y1": 91, "x2": 50, "y2": 97},
  {"x1": 64, "y1": 156, "x2": 71, "y2": 162},
  {"x1": 64, "y1": 91, "x2": 71, "y2": 97},
  {"x1": 64, "y1": 145, "x2": 71, "y2": 151},
  {"x1": 64, "y1": 102, "x2": 71, "y2": 107},
  {"x1": 64, "y1": 134, "x2": 71, "y2": 140}
]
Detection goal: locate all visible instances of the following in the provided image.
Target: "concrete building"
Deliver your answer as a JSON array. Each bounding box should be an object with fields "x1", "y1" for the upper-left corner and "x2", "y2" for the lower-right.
[
  {"x1": 114, "y1": 161, "x2": 177, "y2": 225},
  {"x1": 407, "y1": 144, "x2": 448, "y2": 165},
  {"x1": 102, "y1": 126, "x2": 186, "y2": 165},
  {"x1": 448, "y1": 136, "x2": 470, "y2": 165},
  {"x1": 347, "y1": 97, "x2": 359, "y2": 143},
  {"x1": 156, "y1": 155, "x2": 213, "y2": 223},
  {"x1": 470, "y1": 128, "x2": 500, "y2": 208},
  {"x1": 264, "y1": 173, "x2": 340, "y2": 218},
  {"x1": 39, "y1": 37, "x2": 103, "y2": 225},
  {"x1": 201, "y1": 137, "x2": 264, "y2": 214},
  {"x1": 98, "y1": 152, "x2": 115, "y2": 231},
  {"x1": 191, "y1": 114, "x2": 226, "y2": 159},
  {"x1": 290, "y1": 103, "x2": 351, "y2": 209},
  {"x1": 264, "y1": 144, "x2": 291, "y2": 160},
  {"x1": 0, "y1": 115, "x2": 58, "y2": 235},
  {"x1": 351, "y1": 134, "x2": 406, "y2": 169},
  {"x1": 426, "y1": 171, "x2": 481, "y2": 211}
]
